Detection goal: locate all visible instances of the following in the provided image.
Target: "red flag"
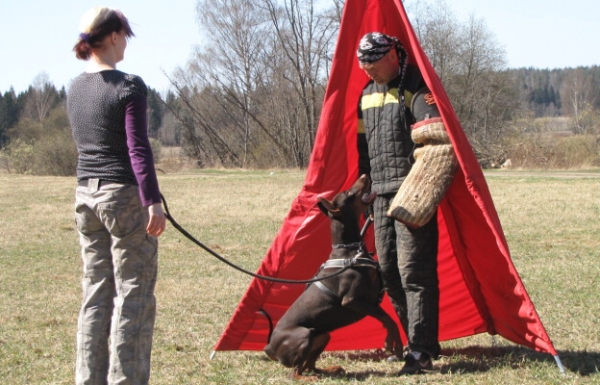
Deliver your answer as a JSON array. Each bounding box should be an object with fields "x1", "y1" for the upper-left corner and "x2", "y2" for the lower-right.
[{"x1": 213, "y1": 0, "x2": 557, "y2": 356}]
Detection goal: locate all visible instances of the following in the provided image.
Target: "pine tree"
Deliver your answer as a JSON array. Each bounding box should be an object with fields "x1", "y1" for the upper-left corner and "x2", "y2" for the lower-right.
[{"x1": 0, "y1": 89, "x2": 20, "y2": 148}]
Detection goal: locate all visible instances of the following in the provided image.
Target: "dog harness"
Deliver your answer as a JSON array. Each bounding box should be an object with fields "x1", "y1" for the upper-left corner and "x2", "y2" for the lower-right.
[{"x1": 311, "y1": 243, "x2": 384, "y2": 303}]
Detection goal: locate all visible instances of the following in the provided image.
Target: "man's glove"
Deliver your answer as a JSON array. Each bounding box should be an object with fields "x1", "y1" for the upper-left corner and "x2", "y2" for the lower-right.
[{"x1": 387, "y1": 88, "x2": 457, "y2": 227}]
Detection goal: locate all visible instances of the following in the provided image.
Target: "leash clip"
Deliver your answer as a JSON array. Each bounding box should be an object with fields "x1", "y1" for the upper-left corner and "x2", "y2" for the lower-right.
[{"x1": 346, "y1": 255, "x2": 361, "y2": 267}]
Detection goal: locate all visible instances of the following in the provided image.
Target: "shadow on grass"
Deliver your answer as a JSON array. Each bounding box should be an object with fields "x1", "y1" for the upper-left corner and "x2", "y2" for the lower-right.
[
  {"x1": 438, "y1": 346, "x2": 600, "y2": 377},
  {"x1": 320, "y1": 346, "x2": 600, "y2": 378},
  {"x1": 257, "y1": 350, "x2": 392, "y2": 380}
]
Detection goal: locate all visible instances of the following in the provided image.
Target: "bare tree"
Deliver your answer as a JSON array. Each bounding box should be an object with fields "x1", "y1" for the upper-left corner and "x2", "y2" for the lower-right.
[
  {"x1": 168, "y1": 0, "x2": 339, "y2": 168},
  {"x1": 411, "y1": 1, "x2": 462, "y2": 85},
  {"x1": 330, "y1": 0, "x2": 344, "y2": 22},
  {"x1": 166, "y1": 72, "x2": 244, "y2": 167},
  {"x1": 166, "y1": 0, "x2": 296, "y2": 167},
  {"x1": 23, "y1": 72, "x2": 59, "y2": 124},
  {"x1": 410, "y1": 1, "x2": 517, "y2": 166},
  {"x1": 8, "y1": 74, "x2": 66, "y2": 146},
  {"x1": 561, "y1": 67, "x2": 597, "y2": 134},
  {"x1": 262, "y1": 0, "x2": 337, "y2": 152},
  {"x1": 197, "y1": 0, "x2": 274, "y2": 166}
]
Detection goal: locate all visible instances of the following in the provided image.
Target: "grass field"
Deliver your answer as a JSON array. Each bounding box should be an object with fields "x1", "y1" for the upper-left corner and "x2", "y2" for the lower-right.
[{"x1": 1, "y1": 169, "x2": 599, "y2": 384}]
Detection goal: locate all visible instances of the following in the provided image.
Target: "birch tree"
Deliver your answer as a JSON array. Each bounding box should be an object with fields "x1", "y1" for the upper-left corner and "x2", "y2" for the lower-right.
[{"x1": 410, "y1": 0, "x2": 517, "y2": 166}]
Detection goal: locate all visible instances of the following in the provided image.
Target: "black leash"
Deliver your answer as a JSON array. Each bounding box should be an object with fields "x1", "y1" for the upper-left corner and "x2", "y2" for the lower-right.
[{"x1": 160, "y1": 194, "x2": 373, "y2": 284}]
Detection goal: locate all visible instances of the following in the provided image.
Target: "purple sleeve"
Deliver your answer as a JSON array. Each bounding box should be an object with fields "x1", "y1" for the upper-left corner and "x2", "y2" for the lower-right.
[{"x1": 125, "y1": 94, "x2": 161, "y2": 206}]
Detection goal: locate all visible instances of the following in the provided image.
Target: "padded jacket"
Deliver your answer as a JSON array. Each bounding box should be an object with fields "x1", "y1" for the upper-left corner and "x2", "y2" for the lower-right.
[{"x1": 357, "y1": 64, "x2": 425, "y2": 195}]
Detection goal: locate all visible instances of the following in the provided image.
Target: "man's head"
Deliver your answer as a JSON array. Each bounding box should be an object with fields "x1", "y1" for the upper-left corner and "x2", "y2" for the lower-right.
[{"x1": 357, "y1": 32, "x2": 406, "y2": 85}]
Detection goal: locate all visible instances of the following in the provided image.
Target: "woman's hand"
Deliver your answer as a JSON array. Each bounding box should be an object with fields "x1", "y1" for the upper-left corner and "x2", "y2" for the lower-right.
[{"x1": 146, "y1": 203, "x2": 166, "y2": 236}]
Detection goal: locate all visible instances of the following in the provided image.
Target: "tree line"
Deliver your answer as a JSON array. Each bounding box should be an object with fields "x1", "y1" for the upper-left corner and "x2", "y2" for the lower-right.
[{"x1": 1, "y1": 0, "x2": 599, "y2": 175}]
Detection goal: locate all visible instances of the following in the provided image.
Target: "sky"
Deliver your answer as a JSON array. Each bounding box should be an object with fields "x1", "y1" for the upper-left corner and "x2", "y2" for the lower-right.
[{"x1": 1, "y1": 0, "x2": 599, "y2": 95}]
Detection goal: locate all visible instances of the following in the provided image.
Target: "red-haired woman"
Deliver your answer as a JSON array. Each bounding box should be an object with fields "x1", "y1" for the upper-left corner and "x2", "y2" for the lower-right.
[{"x1": 67, "y1": 7, "x2": 166, "y2": 385}]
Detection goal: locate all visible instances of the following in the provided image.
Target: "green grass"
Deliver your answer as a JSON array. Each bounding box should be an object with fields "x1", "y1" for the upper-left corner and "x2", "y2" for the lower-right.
[{"x1": 1, "y1": 169, "x2": 599, "y2": 384}]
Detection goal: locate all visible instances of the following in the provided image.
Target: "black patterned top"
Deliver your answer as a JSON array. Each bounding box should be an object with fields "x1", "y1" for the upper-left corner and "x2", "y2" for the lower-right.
[{"x1": 67, "y1": 70, "x2": 160, "y2": 206}]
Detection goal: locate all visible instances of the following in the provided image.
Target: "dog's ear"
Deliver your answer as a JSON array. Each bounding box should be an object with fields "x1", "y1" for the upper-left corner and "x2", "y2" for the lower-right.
[{"x1": 317, "y1": 197, "x2": 337, "y2": 215}]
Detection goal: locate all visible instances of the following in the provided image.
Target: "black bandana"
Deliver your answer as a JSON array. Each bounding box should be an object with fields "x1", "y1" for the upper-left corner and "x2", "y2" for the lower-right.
[{"x1": 357, "y1": 32, "x2": 398, "y2": 63}]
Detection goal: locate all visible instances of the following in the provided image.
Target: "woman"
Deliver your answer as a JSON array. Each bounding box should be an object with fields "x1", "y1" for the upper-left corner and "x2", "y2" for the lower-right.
[{"x1": 67, "y1": 7, "x2": 166, "y2": 385}]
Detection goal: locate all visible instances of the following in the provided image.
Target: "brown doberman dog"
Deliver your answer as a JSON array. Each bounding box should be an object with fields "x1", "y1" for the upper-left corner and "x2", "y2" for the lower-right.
[{"x1": 263, "y1": 174, "x2": 403, "y2": 380}]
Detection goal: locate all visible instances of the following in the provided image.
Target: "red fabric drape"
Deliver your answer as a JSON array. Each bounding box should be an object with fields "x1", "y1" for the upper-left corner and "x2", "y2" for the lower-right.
[{"x1": 213, "y1": 0, "x2": 557, "y2": 356}]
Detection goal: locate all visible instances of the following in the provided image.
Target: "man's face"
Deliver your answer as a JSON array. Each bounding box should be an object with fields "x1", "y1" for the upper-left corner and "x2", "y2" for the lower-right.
[{"x1": 358, "y1": 49, "x2": 399, "y2": 85}]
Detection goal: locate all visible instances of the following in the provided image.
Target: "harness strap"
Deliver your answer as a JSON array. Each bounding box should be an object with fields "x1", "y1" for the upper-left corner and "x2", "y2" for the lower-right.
[
  {"x1": 312, "y1": 255, "x2": 382, "y2": 301},
  {"x1": 321, "y1": 257, "x2": 379, "y2": 270},
  {"x1": 314, "y1": 281, "x2": 340, "y2": 301},
  {"x1": 332, "y1": 242, "x2": 363, "y2": 250}
]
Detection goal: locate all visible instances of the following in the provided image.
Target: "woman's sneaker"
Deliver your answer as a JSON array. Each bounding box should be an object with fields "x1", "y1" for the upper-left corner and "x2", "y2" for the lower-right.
[{"x1": 398, "y1": 351, "x2": 432, "y2": 375}]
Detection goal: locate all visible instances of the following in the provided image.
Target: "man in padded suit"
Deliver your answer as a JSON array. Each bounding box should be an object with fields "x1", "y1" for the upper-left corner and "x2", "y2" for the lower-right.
[{"x1": 356, "y1": 32, "x2": 440, "y2": 375}]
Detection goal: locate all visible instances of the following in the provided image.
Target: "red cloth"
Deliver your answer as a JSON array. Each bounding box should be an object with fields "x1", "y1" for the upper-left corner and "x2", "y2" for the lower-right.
[{"x1": 213, "y1": 0, "x2": 557, "y2": 356}]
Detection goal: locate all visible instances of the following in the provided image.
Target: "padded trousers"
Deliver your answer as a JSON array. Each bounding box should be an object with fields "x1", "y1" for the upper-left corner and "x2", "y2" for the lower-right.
[
  {"x1": 74, "y1": 181, "x2": 158, "y2": 385},
  {"x1": 373, "y1": 193, "x2": 441, "y2": 359}
]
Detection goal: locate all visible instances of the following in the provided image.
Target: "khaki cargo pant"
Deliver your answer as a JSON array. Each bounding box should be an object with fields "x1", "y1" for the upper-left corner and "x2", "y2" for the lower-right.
[{"x1": 74, "y1": 181, "x2": 158, "y2": 385}]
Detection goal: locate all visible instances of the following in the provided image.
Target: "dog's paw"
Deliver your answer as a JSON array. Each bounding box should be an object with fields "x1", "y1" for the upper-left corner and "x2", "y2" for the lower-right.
[
  {"x1": 317, "y1": 365, "x2": 345, "y2": 376},
  {"x1": 385, "y1": 340, "x2": 403, "y2": 357}
]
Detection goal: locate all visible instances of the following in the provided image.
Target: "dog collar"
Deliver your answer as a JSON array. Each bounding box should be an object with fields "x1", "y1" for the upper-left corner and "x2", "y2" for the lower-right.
[
  {"x1": 331, "y1": 242, "x2": 364, "y2": 250},
  {"x1": 320, "y1": 255, "x2": 379, "y2": 270}
]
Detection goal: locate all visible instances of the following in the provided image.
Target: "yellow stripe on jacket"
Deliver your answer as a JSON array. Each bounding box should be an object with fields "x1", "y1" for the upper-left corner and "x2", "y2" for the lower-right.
[{"x1": 358, "y1": 88, "x2": 415, "y2": 134}]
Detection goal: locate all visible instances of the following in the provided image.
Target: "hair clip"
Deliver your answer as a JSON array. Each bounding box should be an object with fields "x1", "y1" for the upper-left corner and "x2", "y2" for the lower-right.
[{"x1": 79, "y1": 33, "x2": 91, "y2": 43}]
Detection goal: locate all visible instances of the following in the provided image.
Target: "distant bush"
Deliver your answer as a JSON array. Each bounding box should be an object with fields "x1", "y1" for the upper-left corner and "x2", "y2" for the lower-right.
[
  {"x1": 1, "y1": 133, "x2": 163, "y2": 176},
  {"x1": 150, "y1": 138, "x2": 162, "y2": 164},
  {"x1": 0, "y1": 139, "x2": 35, "y2": 174},
  {"x1": 0, "y1": 130, "x2": 77, "y2": 176},
  {"x1": 507, "y1": 133, "x2": 600, "y2": 169},
  {"x1": 31, "y1": 129, "x2": 78, "y2": 176}
]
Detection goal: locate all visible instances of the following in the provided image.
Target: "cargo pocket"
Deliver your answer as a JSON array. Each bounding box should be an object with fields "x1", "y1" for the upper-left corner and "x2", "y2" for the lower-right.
[
  {"x1": 98, "y1": 189, "x2": 145, "y2": 238},
  {"x1": 75, "y1": 200, "x2": 104, "y2": 235}
]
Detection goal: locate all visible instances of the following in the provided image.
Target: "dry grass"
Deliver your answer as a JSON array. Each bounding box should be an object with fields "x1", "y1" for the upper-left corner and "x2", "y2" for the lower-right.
[{"x1": 0, "y1": 169, "x2": 599, "y2": 384}]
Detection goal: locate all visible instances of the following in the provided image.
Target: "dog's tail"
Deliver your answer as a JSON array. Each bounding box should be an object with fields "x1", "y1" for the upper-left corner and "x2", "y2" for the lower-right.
[{"x1": 258, "y1": 309, "x2": 274, "y2": 343}]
